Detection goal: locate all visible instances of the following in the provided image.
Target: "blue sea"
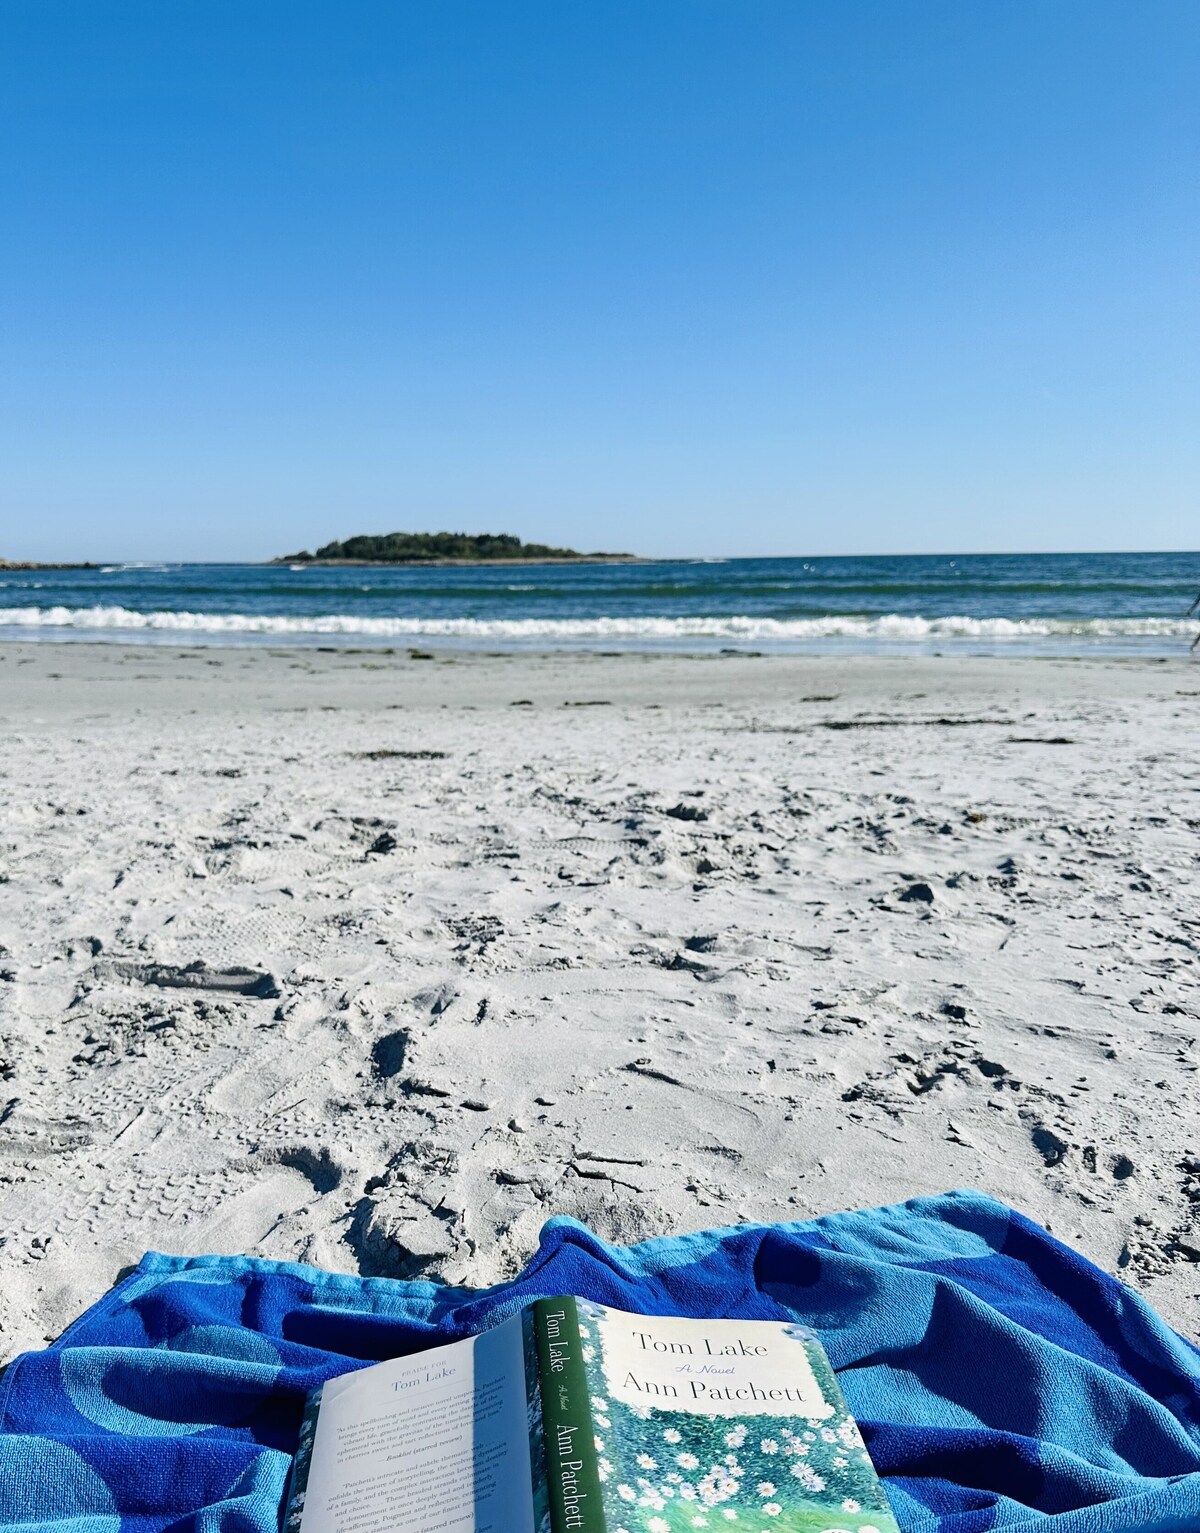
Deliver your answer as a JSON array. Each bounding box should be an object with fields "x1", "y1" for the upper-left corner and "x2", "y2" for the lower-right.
[{"x1": 1, "y1": 552, "x2": 1198, "y2": 655}]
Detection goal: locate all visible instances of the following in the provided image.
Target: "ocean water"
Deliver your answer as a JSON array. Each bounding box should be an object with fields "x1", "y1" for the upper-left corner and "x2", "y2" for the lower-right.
[{"x1": 1, "y1": 551, "x2": 1198, "y2": 655}]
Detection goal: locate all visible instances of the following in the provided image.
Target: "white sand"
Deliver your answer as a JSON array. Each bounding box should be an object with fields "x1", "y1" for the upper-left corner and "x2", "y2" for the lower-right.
[{"x1": 0, "y1": 641, "x2": 1197, "y2": 1357}]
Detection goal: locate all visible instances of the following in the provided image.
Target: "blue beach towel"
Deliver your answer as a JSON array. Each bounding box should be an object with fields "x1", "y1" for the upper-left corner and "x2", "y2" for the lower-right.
[{"x1": 1, "y1": 1190, "x2": 1198, "y2": 1532}]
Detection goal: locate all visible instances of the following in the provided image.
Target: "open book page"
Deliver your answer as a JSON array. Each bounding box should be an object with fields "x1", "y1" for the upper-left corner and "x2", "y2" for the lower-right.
[
  {"x1": 286, "y1": 1314, "x2": 543, "y2": 1533},
  {"x1": 562, "y1": 1299, "x2": 900, "y2": 1533}
]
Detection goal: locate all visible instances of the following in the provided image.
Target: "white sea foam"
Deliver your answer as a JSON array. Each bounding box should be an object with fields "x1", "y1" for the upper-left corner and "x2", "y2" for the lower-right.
[
  {"x1": 97, "y1": 563, "x2": 175, "y2": 574},
  {"x1": 0, "y1": 604, "x2": 1194, "y2": 643}
]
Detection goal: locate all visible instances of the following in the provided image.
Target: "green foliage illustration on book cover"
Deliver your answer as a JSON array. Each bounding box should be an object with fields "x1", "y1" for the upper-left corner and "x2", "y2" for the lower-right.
[{"x1": 574, "y1": 1300, "x2": 899, "y2": 1533}]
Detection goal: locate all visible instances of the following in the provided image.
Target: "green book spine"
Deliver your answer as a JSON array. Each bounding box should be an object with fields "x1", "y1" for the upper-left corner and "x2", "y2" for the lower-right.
[
  {"x1": 533, "y1": 1297, "x2": 607, "y2": 1533},
  {"x1": 282, "y1": 1384, "x2": 323, "y2": 1533}
]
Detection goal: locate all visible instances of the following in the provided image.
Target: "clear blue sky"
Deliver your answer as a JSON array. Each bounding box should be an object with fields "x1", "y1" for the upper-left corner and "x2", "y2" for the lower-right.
[{"x1": 0, "y1": 1, "x2": 1195, "y2": 561}]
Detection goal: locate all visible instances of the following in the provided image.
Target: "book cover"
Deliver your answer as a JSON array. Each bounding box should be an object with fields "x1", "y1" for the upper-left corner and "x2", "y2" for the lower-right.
[
  {"x1": 284, "y1": 1297, "x2": 899, "y2": 1533},
  {"x1": 563, "y1": 1299, "x2": 900, "y2": 1533}
]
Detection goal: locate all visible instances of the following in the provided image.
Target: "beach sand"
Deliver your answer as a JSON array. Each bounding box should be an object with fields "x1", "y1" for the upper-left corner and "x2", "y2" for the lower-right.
[{"x1": 0, "y1": 640, "x2": 1197, "y2": 1356}]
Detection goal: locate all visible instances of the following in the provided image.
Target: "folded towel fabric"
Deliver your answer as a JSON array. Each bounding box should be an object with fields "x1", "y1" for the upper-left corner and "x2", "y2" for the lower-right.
[{"x1": 1, "y1": 1190, "x2": 1198, "y2": 1531}]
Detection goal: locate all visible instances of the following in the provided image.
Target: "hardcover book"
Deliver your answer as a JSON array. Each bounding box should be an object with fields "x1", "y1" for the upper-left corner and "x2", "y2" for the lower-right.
[{"x1": 284, "y1": 1296, "x2": 900, "y2": 1533}]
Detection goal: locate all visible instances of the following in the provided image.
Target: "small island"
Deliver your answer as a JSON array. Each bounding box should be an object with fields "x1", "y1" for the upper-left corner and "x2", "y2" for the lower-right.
[{"x1": 274, "y1": 531, "x2": 635, "y2": 566}]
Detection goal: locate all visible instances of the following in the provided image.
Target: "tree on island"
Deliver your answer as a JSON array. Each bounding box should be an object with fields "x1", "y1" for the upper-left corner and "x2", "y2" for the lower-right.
[{"x1": 277, "y1": 531, "x2": 630, "y2": 563}]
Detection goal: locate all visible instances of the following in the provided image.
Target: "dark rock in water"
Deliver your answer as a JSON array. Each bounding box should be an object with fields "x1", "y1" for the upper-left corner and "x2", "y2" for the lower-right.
[
  {"x1": 666, "y1": 803, "x2": 708, "y2": 822},
  {"x1": 899, "y1": 882, "x2": 935, "y2": 903},
  {"x1": 368, "y1": 832, "x2": 398, "y2": 855}
]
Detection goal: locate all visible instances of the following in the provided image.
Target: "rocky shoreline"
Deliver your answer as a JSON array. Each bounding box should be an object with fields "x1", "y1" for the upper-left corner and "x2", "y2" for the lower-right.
[{"x1": 0, "y1": 559, "x2": 98, "y2": 571}]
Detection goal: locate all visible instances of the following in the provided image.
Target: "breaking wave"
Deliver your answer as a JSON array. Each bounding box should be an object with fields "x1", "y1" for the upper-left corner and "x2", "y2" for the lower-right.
[{"x1": 0, "y1": 604, "x2": 1194, "y2": 644}]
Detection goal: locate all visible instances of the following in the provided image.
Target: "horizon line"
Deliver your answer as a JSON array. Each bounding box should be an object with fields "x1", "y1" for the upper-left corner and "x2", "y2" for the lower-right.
[{"x1": 6, "y1": 547, "x2": 1199, "y2": 567}]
